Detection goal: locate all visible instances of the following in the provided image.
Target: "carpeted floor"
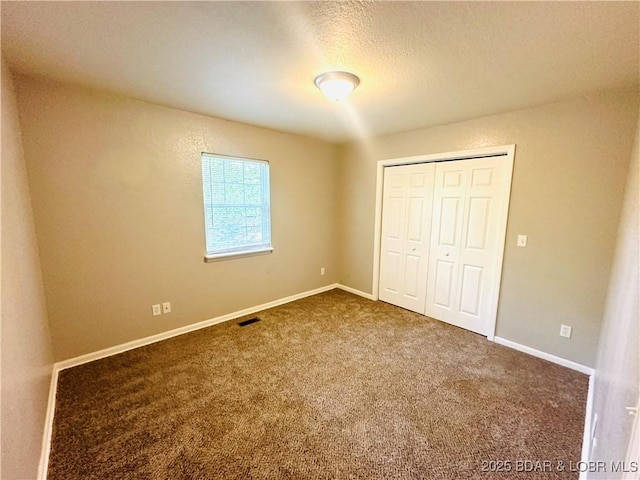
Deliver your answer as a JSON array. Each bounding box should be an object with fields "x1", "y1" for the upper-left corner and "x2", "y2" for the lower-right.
[{"x1": 48, "y1": 289, "x2": 588, "y2": 479}]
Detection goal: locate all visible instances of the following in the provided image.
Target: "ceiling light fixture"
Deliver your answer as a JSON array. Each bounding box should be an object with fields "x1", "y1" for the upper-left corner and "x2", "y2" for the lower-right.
[{"x1": 314, "y1": 71, "x2": 360, "y2": 101}]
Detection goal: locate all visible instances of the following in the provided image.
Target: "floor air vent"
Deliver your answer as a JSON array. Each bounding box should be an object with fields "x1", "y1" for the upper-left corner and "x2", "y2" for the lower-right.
[{"x1": 238, "y1": 317, "x2": 261, "y2": 327}]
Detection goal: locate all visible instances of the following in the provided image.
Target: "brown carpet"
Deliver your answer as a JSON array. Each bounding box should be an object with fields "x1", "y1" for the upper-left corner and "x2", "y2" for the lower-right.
[{"x1": 48, "y1": 289, "x2": 588, "y2": 479}]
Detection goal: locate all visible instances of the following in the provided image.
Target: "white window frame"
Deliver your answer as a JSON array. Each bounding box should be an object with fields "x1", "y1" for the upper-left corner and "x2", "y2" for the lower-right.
[{"x1": 201, "y1": 153, "x2": 273, "y2": 262}]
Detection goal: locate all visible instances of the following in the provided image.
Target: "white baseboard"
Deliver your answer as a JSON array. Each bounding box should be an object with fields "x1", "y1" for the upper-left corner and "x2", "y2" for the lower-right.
[
  {"x1": 493, "y1": 336, "x2": 595, "y2": 375},
  {"x1": 38, "y1": 365, "x2": 59, "y2": 480},
  {"x1": 55, "y1": 283, "x2": 375, "y2": 372},
  {"x1": 336, "y1": 284, "x2": 375, "y2": 300},
  {"x1": 493, "y1": 336, "x2": 595, "y2": 480},
  {"x1": 55, "y1": 283, "x2": 341, "y2": 371},
  {"x1": 41, "y1": 283, "x2": 349, "y2": 479},
  {"x1": 579, "y1": 374, "x2": 596, "y2": 480},
  {"x1": 38, "y1": 290, "x2": 594, "y2": 479}
]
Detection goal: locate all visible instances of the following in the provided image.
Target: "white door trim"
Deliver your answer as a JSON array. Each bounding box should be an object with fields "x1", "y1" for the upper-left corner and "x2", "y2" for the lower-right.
[{"x1": 372, "y1": 145, "x2": 516, "y2": 341}]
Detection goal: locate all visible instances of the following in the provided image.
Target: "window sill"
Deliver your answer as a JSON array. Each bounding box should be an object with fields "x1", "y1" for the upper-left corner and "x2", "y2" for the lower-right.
[{"x1": 204, "y1": 247, "x2": 274, "y2": 263}]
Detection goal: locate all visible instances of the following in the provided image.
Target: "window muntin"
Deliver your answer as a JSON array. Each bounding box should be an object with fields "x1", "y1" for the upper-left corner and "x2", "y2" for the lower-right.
[{"x1": 201, "y1": 153, "x2": 272, "y2": 259}]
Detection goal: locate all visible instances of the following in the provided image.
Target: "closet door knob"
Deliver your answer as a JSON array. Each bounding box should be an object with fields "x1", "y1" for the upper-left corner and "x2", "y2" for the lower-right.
[{"x1": 445, "y1": 253, "x2": 450, "y2": 256}]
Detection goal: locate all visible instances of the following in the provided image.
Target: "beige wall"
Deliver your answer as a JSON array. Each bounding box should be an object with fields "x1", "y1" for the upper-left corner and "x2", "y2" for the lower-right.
[
  {"x1": 11, "y1": 72, "x2": 638, "y2": 371},
  {"x1": 590, "y1": 110, "x2": 639, "y2": 475},
  {"x1": 1, "y1": 61, "x2": 54, "y2": 478},
  {"x1": 338, "y1": 89, "x2": 639, "y2": 367},
  {"x1": 15, "y1": 76, "x2": 340, "y2": 362}
]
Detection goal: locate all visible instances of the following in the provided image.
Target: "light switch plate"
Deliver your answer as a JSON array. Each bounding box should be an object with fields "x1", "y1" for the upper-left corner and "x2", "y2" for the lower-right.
[
  {"x1": 517, "y1": 235, "x2": 527, "y2": 247},
  {"x1": 152, "y1": 304, "x2": 162, "y2": 316}
]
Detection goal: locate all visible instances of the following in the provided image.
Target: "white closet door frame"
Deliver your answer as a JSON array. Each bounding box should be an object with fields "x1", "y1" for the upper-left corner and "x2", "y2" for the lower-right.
[{"x1": 372, "y1": 145, "x2": 515, "y2": 341}]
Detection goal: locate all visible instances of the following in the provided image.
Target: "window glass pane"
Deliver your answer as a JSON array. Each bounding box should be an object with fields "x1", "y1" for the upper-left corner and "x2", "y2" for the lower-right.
[
  {"x1": 226, "y1": 161, "x2": 243, "y2": 183},
  {"x1": 244, "y1": 163, "x2": 261, "y2": 184},
  {"x1": 244, "y1": 184, "x2": 261, "y2": 205},
  {"x1": 225, "y1": 183, "x2": 244, "y2": 204},
  {"x1": 210, "y1": 159, "x2": 225, "y2": 182},
  {"x1": 201, "y1": 154, "x2": 271, "y2": 256},
  {"x1": 211, "y1": 183, "x2": 225, "y2": 204}
]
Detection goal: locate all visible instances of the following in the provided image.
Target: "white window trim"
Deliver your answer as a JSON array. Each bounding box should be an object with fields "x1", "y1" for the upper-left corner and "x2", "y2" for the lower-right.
[
  {"x1": 201, "y1": 152, "x2": 272, "y2": 262},
  {"x1": 204, "y1": 246, "x2": 274, "y2": 263}
]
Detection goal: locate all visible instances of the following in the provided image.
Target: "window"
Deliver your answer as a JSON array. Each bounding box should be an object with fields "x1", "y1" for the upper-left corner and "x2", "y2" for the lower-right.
[{"x1": 201, "y1": 153, "x2": 272, "y2": 261}]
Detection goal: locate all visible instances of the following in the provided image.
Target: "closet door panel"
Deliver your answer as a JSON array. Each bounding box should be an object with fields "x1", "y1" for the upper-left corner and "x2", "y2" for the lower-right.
[
  {"x1": 426, "y1": 157, "x2": 510, "y2": 335},
  {"x1": 378, "y1": 163, "x2": 435, "y2": 314}
]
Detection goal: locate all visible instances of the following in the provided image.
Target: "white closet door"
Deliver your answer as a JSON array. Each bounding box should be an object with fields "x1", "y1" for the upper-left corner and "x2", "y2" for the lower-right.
[
  {"x1": 378, "y1": 163, "x2": 435, "y2": 314},
  {"x1": 425, "y1": 157, "x2": 511, "y2": 335}
]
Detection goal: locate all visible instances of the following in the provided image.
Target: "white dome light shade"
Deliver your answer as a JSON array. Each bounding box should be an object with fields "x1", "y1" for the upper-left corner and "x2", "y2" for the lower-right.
[{"x1": 314, "y1": 71, "x2": 360, "y2": 101}]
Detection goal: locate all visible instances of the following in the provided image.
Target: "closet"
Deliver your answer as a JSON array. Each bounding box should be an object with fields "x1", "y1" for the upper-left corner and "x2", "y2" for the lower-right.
[{"x1": 378, "y1": 154, "x2": 513, "y2": 336}]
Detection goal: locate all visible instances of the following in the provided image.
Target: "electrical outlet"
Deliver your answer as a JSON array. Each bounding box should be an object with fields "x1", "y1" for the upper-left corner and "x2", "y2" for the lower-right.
[
  {"x1": 162, "y1": 302, "x2": 171, "y2": 314},
  {"x1": 517, "y1": 235, "x2": 527, "y2": 247},
  {"x1": 152, "y1": 304, "x2": 162, "y2": 316},
  {"x1": 321, "y1": 267, "x2": 325, "y2": 276},
  {"x1": 559, "y1": 324, "x2": 572, "y2": 338}
]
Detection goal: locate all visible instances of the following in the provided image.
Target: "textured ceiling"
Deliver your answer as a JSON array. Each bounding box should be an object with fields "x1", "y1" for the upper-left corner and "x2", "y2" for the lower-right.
[{"x1": 2, "y1": 1, "x2": 638, "y2": 142}]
